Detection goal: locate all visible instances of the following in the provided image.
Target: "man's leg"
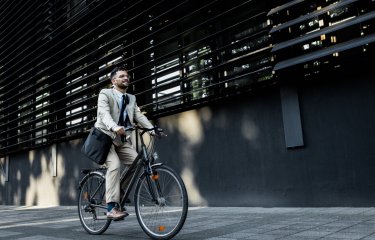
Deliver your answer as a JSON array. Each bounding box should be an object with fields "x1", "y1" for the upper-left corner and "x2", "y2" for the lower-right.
[
  {"x1": 116, "y1": 142, "x2": 138, "y2": 191},
  {"x1": 105, "y1": 145, "x2": 127, "y2": 219}
]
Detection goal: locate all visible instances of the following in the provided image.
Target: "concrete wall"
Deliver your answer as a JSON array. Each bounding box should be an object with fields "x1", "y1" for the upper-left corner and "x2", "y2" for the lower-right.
[
  {"x1": 0, "y1": 140, "x2": 96, "y2": 205},
  {"x1": 1, "y1": 73, "x2": 375, "y2": 206}
]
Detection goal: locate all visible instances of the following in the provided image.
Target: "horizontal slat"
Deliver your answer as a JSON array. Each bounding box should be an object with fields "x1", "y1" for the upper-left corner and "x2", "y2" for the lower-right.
[
  {"x1": 267, "y1": 0, "x2": 306, "y2": 16},
  {"x1": 274, "y1": 33, "x2": 375, "y2": 71},
  {"x1": 269, "y1": 0, "x2": 359, "y2": 33},
  {"x1": 272, "y1": 10, "x2": 375, "y2": 52}
]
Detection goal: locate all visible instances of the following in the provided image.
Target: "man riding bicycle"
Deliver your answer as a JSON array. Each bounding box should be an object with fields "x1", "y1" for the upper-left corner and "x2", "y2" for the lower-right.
[{"x1": 94, "y1": 66, "x2": 153, "y2": 220}]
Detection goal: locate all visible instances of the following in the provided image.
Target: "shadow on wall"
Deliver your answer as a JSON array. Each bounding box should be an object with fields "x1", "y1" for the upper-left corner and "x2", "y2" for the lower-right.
[
  {"x1": 159, "y1": 108, "x2": 210, "y2": 206},
  {"x1": 1, "y1": 148, "x2": 62, "y2": 205},
  {"x1": 0, "y1": 138, "x2": 95, "y2": 206},
  {"x1": 58, "y1": 139, "x2": 97, "y2": 205},
  {"x1": 157, "y1": 105, "x2": 262, "y2": 207}
]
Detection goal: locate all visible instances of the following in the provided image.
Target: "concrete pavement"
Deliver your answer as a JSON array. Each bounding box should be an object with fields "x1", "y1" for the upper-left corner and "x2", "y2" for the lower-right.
[{"x1": 1, "y1": 206, "x2": 375, "y2": 239}]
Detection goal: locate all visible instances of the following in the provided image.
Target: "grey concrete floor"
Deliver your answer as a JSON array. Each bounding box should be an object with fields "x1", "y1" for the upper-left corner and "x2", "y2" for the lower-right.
[{"x1": 1, "y1": 206, "x2": 375, "y2": 239}]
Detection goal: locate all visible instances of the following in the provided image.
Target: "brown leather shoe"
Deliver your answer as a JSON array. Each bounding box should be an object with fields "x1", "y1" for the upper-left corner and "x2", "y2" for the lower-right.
[{"x1": 107, "y1": 207, "x2": 129, "y2": 220}]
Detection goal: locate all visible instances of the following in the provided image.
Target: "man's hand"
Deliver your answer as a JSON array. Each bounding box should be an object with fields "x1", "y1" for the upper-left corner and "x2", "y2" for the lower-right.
[
  {"x1": 113, "y1": 126, "x2": 126, "y2": 135},
  {"x1": 149, "y1": 128, "x2": 167, "y2": 138}
]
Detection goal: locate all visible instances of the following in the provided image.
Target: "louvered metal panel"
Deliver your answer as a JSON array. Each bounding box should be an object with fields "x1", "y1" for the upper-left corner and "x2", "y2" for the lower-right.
[{"x1": 0, "y1": 0, "x2": 273, "y2": 156}]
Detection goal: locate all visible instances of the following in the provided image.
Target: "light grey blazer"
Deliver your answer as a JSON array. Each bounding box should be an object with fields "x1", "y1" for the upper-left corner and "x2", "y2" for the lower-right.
[{"x1": 94, "y1": 88, "x2": 153, "y2": 141}]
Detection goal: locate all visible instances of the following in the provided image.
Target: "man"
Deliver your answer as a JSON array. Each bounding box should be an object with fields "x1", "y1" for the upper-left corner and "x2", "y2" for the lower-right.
[{"x1": 94, "y1": 66, "x2": 153, "y2": 220}]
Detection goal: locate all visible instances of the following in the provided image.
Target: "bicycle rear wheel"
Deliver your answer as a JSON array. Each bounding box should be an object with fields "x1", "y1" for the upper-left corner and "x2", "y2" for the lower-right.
[
  {"x1": 78, "y1": 172, "x2": 111, "y2": 234},
  {"x1": 134, "y1": 165, "x2": 188, "y2": 240}
]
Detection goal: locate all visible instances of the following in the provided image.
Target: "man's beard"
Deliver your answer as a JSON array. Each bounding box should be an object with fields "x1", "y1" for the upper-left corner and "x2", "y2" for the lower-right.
[{"x1": 117, "y1": 83, "x2": 128, "y2": 90}]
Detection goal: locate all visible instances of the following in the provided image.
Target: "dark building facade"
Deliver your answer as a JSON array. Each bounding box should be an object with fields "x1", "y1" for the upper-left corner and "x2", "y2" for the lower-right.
[{"x1": 0, "y1": 0, "x2": 374, "y2": 206}]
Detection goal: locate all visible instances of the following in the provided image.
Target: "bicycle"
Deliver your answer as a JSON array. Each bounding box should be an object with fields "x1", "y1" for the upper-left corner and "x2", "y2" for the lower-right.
[{"x1": 77, "y1": 126, "x2": 188, "y2": 239}]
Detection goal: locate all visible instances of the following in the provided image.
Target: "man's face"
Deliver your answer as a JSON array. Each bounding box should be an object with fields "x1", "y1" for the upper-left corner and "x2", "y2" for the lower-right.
[{"x1": 112, "y1": 70, "x2": 130, "y2": 90}]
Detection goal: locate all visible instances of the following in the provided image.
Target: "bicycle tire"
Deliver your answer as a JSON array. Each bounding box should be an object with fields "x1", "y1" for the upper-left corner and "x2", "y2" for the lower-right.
[
  {"x1": 134, "y1": 165, "x2": 188, "y2": 240},
  {"x1": 78, "y1": 172, "x2": 111, "y2": 235}
]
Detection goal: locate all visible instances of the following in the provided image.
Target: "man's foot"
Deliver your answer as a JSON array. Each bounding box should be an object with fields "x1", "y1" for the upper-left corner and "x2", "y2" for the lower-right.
[{"x1": 107, "y1": 207, "x2": 129, "y2": 220}]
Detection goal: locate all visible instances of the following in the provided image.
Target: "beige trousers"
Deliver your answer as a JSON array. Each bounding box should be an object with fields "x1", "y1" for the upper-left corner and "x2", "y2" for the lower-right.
[{"x1": 105, "y1": 142, "x2": 138, "y2": 204}]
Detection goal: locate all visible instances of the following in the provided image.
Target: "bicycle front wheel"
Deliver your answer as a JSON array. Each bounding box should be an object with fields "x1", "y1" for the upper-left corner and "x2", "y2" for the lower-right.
[
  {"x1": 134, "y1": 165, "x2": 188, "y2": 240},
  {"x1": 78, "y1": 172, "x2": 111, "y2": 235}
]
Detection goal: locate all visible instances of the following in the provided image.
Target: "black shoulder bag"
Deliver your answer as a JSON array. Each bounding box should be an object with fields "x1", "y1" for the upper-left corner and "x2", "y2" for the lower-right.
[{"x1": 81, "y1": 127, "x2": 112, "y2": 165}]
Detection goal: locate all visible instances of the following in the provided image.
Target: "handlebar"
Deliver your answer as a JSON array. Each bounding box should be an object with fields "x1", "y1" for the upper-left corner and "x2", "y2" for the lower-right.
[{"x1": 126, "y1": 125, "x2": 166, "y2": 137}]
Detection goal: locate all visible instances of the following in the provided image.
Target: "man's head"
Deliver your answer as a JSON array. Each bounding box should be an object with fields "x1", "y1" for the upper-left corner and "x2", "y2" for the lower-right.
[{"x1": 111, "y1": 66, "x2": 131, "y2": 91}]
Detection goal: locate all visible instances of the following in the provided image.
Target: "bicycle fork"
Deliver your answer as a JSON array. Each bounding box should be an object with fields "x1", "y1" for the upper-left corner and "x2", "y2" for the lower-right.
[
  {"x1": 145, "y1": 165, "x2": 165, "y2": 206},
  {"x1": 140, "y1": 141, "x2": 165, "y2": 206}
]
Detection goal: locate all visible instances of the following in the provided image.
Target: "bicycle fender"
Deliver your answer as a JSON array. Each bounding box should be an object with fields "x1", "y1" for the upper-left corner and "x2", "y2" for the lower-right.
[
  {"x1": 138, "y1": 163, "x2": 164, "y2": 179},
  {"x1": 151, "y1": 163, "x2": 163, "y2": 168},
  {"x1": 78, "y1": 171, "x2": 106, "y2": 189}
]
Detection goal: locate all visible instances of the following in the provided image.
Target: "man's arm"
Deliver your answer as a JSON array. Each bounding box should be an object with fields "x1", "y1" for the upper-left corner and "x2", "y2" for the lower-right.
[
  {"x1": 97, "y1": 91, "x2": 118, "y2": 131},
  {"x1": 134, "y1": 104, "x2": 153, "y2": 129}
]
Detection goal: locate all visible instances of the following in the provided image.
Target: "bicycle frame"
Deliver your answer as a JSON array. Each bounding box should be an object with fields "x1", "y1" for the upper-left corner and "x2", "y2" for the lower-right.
[
  {"x1": 78, "y1": 126, "x2": 164, "y2": 212},
  {"x1": 118, "y1": 128, "x2": 162, "y2": 209}
]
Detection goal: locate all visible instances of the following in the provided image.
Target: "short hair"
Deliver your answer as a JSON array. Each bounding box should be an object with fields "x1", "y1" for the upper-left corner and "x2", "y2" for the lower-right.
[{"x1": 110, "y1": 66, "x2": 128, "y2": 80}]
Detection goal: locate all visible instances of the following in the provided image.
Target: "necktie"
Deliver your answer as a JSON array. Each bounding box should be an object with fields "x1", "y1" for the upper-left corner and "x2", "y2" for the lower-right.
[{"x1": 118, "y1": 94, "x2": 127, "y2": 142}]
